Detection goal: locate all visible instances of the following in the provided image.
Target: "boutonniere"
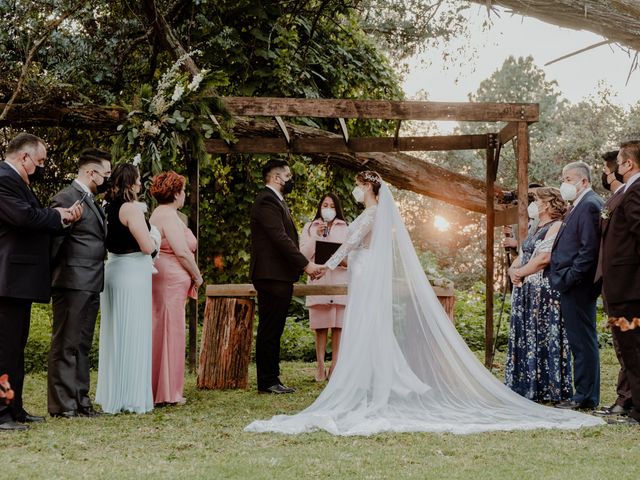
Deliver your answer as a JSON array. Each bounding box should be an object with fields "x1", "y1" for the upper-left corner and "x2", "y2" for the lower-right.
[{"x1": 601, "y1": 208, "x2": 610, "y2": 220}]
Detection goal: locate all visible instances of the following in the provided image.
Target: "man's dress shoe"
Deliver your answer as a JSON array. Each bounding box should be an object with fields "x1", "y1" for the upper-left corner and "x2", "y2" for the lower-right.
[
  {"x1": 0, "y1": 420, "x2": 28, "y2": 431},
  {"x1": 554, "y1": 400, "x2": 594, "y2": 411},
  {"x1": 594, "y1": 404, "x2": 630, "y2": 416},
  {"x1": 78, "y1": 406, "x2": 102, "y2": 417},
  {"x1": 50, "y1": 410, "x2": 78, "y2": 419},
  {"x1": 16, "y1": 412, "x2": 45, "y2": 423},
  {"x1": 258, "y1": 384, "x2": 296, "y2": 394}
]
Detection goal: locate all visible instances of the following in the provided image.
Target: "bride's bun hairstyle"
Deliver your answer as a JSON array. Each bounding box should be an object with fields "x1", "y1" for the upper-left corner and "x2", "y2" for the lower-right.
[
  {"x1": 356, "y1": 170, "x2": 382, "y2": 195},
  {"x1": 533, "y1": 186, "x2": 567, "y2": 219}
]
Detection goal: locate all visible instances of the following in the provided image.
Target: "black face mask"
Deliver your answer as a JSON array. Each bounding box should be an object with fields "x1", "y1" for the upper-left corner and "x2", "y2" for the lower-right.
[
  {"x1": 28, "y1": 165, "x2": 45, "y2": 183},
  {"x1": 601, "y1": 172, "x2": 612, "y2": 191},
  {"x1": 95, "y1": 176, "x2": 112, "y2": 194},
  {"x1": 613, "y1": 162, "x2": 626, "y2": 183},
  {"x1": 282, "y1": 178, "x2": 294, "y2": 194}
]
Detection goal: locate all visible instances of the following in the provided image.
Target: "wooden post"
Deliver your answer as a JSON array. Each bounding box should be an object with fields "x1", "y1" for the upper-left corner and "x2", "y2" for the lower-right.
[
  {"x1": 186, "y1": 154, "x2": 200, "y2": 372},
  {"x1": 516, "y1": 123, "x2": 530, "y2": 247},
  {"x1": 197, "y1": 297, "x2": 255, "y2": 389},
  {"x1": 485, "y1": 139, "x2": 497, "y2": 367}
]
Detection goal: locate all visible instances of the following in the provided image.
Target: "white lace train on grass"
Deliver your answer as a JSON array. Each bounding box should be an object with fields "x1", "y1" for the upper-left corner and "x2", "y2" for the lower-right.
[{"x1": 245, "y1": 182, "x2": 604, "y2": 435}]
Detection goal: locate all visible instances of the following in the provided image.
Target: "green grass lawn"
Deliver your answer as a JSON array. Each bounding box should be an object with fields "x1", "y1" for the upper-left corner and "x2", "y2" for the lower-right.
[{"x1": 2, "y1": 349, "x2": 639, "y2": 479}]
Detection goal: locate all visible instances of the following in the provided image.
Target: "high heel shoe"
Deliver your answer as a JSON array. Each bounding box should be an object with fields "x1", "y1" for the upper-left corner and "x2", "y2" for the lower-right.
[{"x1": 315, "y1": 368, "x2": 327, "y2": 382}]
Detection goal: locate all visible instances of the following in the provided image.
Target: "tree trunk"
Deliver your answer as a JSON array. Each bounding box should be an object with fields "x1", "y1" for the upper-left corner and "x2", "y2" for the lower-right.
[{"x1": 197, "y1": 297, "x2": 255, "y2": 389}]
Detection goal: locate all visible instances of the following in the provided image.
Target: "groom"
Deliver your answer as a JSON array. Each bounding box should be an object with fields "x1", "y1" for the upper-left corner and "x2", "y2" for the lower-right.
[{"x1": 250, "y1": 159, "x2": 322, "y2": 394}]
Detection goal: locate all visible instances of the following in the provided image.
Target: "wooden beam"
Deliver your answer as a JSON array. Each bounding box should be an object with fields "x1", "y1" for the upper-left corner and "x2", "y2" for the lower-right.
[
  {"x1": 221, "y1": 97, "x2": 540, "y2": 122},
  {"x1": 274, "y1": 116, "x2": 290, "y2": 144},
  {"x1": 205, "y1": 134, "x2": 488, "y2": 154},
  {"x1": 485, "y1": 146, "x2": 496, "y2": 368},
  {"x1": 498, "y1": 122, "x2": 519, "y2": 145},
  {"x1": 494, "y1": 206, "x2": 518, "y2": 227},
  {"x1": 516, "y1": 122, "x2": 530, "y2": 245},
  {"x1": 0, "y1": 103, "x2": 127, "y2": 130},
  {"x1": 338, "y1": 118, "x2": 349, "y2": 143},
  {"x1": 205, "y1": 283, "x2": 454, "y2": 297}
]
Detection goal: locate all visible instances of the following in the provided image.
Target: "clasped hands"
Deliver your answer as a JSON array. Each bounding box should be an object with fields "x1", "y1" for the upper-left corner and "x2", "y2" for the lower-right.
[
  {"x1": 55, "y1": 201, "x2": 84, "y2": 225},
  {"x1": 305, "y1": 262, "x2": 327, "y2": 280}
]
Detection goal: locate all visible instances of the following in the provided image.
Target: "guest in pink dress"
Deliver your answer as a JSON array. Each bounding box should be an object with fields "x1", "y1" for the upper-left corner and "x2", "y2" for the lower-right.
[
  {"x1": 299, "y1": 193, "x2": 348, "y2": 381},
  {"x1": 149, "y1": 171, "x2": 203, "y2": 405}
]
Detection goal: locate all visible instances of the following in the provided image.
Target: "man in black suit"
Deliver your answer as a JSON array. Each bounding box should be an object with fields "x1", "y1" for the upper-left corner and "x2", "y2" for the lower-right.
[
  {"x1": 48, "y1": 149, "x2": 111, "y2": 418},
  {"x1": 549, "y1": 161, "x2": 603, "y2": 410},
  {"x1": 0, "y1": 133, "x2": 82, "y2": 431},
  {"x1": 250, "y1": 159, "x2": 322, "y2": 394},
  {"x1": 594, "y1": 150, "x2": 632, "y2": 416},
  {"x1": 602, "y1": 141, "x2": 640, "y2": 424}
]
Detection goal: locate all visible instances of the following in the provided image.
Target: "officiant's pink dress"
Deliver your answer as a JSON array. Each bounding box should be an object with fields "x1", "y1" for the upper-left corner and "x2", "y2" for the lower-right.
[{"x1": 151, "y1": 224, "x2": 197, "y2": 404}]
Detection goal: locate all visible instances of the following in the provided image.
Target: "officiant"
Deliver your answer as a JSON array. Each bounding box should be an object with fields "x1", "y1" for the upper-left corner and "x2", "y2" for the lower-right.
[{"x1": 299, "y1": 193, "x2": 349, "y2": 382}]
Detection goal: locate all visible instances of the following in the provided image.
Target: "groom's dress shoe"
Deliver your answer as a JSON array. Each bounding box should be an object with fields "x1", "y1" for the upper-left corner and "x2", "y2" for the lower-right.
[
  {"x1": 259, "y1": 384, "x2": 296, "y2": 394},
  {"x1": 16, "y1": 412, "x2": 45, "y2": 423},
  {"x1": 50, "y1": 410, "x2": 78, "y2": 419},
  {"x1": 78, "y1": 406, "x2": 102, "y2": 418},
  {"x1": 0, "y1": 420, "x2": 28, "y2": 431},
  {"x1": 554, "y1": 400, "x2": 594, "y2": 411}
]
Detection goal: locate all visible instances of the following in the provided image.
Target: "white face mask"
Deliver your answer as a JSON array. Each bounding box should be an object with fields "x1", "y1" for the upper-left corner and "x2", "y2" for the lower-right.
[
  {"x1": 559, "y1": 181, "x2": 578, "y2": 202},
  {"x1": 321, "y1": 208, "x2": 336, "y2": 222},
  {"x1": 352, "y1": 186, "x2": 365, "y2": 203},
  {"x1": 527, "y1": 202, "x2": 540, "y2": 220}
]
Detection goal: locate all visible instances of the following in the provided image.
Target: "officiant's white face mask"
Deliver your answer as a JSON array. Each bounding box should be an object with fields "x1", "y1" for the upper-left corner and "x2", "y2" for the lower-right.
[
  {"x1": 321, "y1": 208, "x2": 336, "y2": 222},
  {"x1": 352, "y1": 186, "x2": 365, "y2": 203}
]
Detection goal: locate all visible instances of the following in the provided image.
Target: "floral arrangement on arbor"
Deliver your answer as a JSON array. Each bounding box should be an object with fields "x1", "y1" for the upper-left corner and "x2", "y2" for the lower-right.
[{"x1": 112, "y1": 51, "x2": 234, "y2": 179}]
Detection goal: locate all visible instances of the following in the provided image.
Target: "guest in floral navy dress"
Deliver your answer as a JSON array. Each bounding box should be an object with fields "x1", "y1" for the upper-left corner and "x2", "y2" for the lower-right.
[{"x1": 505, "y1": 187, "x2": 572, "y2": 402}]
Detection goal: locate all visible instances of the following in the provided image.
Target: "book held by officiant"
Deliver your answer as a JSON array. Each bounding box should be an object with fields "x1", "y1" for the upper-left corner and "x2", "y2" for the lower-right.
[{"x1": 315, "y1": 240, "x2": 342, "y2": 265}]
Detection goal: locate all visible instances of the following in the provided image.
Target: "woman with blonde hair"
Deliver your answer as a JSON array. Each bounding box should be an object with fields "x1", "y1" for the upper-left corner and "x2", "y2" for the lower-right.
[{"x1": 506, "y1": 187, "x2": 572, "y2": 403}]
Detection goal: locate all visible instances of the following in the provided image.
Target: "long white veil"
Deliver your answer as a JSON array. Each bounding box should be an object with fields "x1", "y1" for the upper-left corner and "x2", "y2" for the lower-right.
[{"x1": 246, "y1": 182, "x2": 603, "y2": 435}]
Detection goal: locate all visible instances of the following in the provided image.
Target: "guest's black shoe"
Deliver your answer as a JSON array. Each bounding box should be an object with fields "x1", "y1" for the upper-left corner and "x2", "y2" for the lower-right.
[
  {"x1": 50, "y1": 410, "x2": 78, "y2": 419},
  {"x1": 605, "y1": 416, "x2": 640, "y2": 425},
  {"x1": 594, "y1": 404, "x2": 630, "y2": 416},
  {"x1": 258, "y1": 384, "x2": 296, "y2": 394},
  {"x1": 0, "y1": 420, "x2": 28, "y2": 431},
  {"x1": 78, "y1": 406, "x2": 102, "y2": 418},
  {"x1": 554, "y1": 400, "x2": 593, "y2": 411},
  {"x1": 16, "y1": 412, "x2": 45, "y2": 423}
]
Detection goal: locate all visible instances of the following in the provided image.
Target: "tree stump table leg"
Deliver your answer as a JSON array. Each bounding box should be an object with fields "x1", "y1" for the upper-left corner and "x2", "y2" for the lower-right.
[{"x1": 197, "y1": 296, "x2": 255, "y2": 389}]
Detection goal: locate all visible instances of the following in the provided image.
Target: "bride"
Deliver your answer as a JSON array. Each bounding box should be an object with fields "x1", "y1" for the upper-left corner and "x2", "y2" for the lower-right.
[{"x1": 245, "y1": 171, "x2": 603, "y2": 435}]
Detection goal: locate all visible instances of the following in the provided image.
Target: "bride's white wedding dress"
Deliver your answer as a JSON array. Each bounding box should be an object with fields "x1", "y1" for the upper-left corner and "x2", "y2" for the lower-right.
[{"x1": 245, "y1": 182, "x2": 604, "y2": 435}]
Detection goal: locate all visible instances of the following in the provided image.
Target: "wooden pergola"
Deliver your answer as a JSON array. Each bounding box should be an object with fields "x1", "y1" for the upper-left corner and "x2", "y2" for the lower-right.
[
  {"x1": 209, "y1": 97, "x2": 536, "y2": 367},
  {"x1": 0, "y1": 96, "x2": 536, "y2": 368}
]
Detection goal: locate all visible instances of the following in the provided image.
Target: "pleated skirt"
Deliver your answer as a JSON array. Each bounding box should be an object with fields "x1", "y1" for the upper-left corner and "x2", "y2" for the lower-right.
[{"x1": 96, "y1": 252, "x2": 153, "y2": 414}]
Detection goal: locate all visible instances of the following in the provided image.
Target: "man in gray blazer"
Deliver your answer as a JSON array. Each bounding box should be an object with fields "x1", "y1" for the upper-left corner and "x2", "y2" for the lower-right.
[{"x1": 48, "y1": 149, "x2": 111, "y2": 418}]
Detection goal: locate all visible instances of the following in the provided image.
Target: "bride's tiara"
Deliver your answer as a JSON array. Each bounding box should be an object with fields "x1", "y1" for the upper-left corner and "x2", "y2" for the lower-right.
[{"x1": 359, "y1": 170, "x2": 381, "y2": 185}]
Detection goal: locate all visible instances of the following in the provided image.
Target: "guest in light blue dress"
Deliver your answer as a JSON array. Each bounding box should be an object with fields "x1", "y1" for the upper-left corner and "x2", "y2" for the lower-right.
[
  {"x1": 505, "y1": 187, "x2": 573, "y2": 403},
  {"x1": 96, "y1": 163, "x2": 158, "y2": 414}
]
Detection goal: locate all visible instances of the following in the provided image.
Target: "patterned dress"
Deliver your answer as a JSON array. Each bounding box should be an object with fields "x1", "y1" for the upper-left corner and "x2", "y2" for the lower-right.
[{"x1": 505, "y1": 221, "x2": 573, "y2": 402}]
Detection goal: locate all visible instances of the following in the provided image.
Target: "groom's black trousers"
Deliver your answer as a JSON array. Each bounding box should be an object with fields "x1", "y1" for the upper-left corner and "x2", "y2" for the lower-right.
[{"x1": 254, "y1": 280, "x2": 293, "y2": 390}]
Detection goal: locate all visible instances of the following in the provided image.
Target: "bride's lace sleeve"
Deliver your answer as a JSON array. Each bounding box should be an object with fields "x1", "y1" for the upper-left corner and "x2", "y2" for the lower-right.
[{"x1": 325, "y1": 207, "x2": 376, "y2": 270}]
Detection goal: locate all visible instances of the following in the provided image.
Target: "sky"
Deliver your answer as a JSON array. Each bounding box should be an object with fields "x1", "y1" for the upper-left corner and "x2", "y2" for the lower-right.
[{"x1": 402, "y1": 5, "x2": 639, "y2": 107}]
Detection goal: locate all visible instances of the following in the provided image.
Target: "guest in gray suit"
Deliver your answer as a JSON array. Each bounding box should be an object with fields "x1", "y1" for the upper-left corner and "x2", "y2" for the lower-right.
[{"x1": 48, "y1": 149, "x2": 111, "y2": 418}]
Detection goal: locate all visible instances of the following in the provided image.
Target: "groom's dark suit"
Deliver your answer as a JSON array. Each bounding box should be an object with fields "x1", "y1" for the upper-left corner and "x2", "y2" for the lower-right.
[
  {"x1": 250, "y1": 187, "x2": 308, "y2": 390},
  {"x1": 602, "y1": 179, "x2": 640, "y2": 421},
  {"x1": 549, "y1": 189, "x2": 603, "y2": 408},
  {"x1": 0, "y1": 162, "x2": 62, "y2": 424},
  {"x1": 48, "y1": 181, "x2": 106, "y2": 415}
]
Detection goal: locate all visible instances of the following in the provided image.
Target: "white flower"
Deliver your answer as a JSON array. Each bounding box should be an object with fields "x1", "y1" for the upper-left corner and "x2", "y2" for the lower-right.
[
  {"x1": 171, "y1": 84, "x2": 185, "y2": 103},
  {"x1": 142, "y1": 120, "x2": 160, "y2": 136},
  {"x1": 187, "y1": 73, "x2": 203, "y2": 92},
  {"x1": 132, "y1": 153, "x2": 142, "y2": 166}
]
